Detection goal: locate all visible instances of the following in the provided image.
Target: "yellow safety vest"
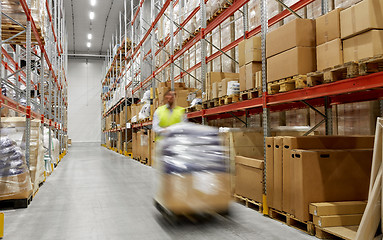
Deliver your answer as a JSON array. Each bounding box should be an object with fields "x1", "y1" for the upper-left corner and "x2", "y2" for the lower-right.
[{"x1": 155, "y1": 105, "x2": 185, "y2": 141}]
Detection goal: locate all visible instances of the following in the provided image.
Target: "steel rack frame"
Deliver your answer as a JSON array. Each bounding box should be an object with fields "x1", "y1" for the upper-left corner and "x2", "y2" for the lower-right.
[{"x1": 0, "y1": 0, "x2": 68, "y2": 170}]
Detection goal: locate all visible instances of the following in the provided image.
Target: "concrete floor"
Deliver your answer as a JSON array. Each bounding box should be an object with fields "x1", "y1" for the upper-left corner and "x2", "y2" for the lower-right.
[{"x1": 3, "y1": 143, "x2": 317, "y2": 240}]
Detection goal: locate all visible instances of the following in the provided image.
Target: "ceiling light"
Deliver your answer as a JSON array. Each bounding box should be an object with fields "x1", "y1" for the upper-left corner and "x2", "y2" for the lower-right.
[
  {"x1": 87, "y1": 42, "x2": 91, "y2": 48},
  {"x1": 90, "y1": 0, "x2": 96, "y2": 6},
  {"x1": 88, "y1": 33, "x2": 92, "y2": 40},
  {"x1": 89, "y1": 12, "x2": 95, "y2": 20}
]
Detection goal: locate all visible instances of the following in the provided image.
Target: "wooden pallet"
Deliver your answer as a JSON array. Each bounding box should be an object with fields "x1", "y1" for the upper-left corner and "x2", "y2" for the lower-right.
[
  {"x1": 315, "y1": 225, "x2": 358, "y2": 240},
  {"x1": 0, "y1": 194, "x2": 33, "y2": 209},
  {"x1": 186, "y1": 105, "x2": 202, "y2": 113},
  {"x1": 202, "y1": 98, "x2": 219, "y2": 109},
  {"x1": 2, "y1": 23, "x2": 44, "y2": 44},
  {"x1": 207, "y1": 1, "x2": 233, "y2": 24},
  {"x1": 234, "y1": 194, "x2": 263, "y2": 213},
  {"x1": 359, "y1": 54, "x2": 383, "y2": 76},
  {"x1": 137, "y1": 118, "x2": 150, "y2": 124},
  {"x1": 268, "y1": 75, "x2": 308, "y2": 94},
  {"x1": 307, "y1": 62, "x2": 359, "y2": 87},
  {"x1": 268, "y1": 208, "x2": 315, "y2": 236},
  {"x1": 218, "y1": 94, "x2": 240, "y2": 105},
  {"x1": 240, "y1": 88, "x2": 260, "y2": 101}
]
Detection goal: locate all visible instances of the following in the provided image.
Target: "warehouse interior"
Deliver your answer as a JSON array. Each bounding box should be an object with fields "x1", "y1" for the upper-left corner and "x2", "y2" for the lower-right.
[{"x1": 1, "y1": 0, "x2": 383, "y2": 239}]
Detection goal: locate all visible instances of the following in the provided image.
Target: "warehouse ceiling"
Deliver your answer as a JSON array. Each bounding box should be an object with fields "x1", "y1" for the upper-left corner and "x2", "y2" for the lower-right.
[{"x1": 64, "y1": 0, "x2": 138, "y2": 56}]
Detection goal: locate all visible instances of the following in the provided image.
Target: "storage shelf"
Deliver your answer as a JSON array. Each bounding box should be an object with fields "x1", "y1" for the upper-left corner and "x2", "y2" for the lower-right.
[{"x1": 187, "y1": 72, "x2": 383, "y2": 119}]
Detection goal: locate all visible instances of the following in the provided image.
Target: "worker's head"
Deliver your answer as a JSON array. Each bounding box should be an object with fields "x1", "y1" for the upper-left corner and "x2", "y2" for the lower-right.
[{"x1": 164, "y1": 90, "x2": 176, "y2": 106}]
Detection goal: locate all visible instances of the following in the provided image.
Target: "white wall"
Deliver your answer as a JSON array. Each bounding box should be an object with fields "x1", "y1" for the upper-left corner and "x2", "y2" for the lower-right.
[{"x1": 67, "y1": 58, "x2": 102, "y2": 143}]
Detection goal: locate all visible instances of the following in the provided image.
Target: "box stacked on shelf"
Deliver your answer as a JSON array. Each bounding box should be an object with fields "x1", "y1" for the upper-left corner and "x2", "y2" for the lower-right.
[
  {"x1": 316, "y1": 8, "x2": 344, "y2": 70},
  {"x1": 341, "y1": 0, "x2": 383, "y2": 62},
  {"x1": 266, "y1": 18, "x2": 316, "y2": 83},
  {"x1": 238, "y1": 36, "x2": 262, "y2": 92},
  {"x1": 205, "y1": 72, "x2": 239, "y2": 101}
]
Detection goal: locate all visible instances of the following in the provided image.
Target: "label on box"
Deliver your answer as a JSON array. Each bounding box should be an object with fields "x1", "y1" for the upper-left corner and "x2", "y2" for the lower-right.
[{"x1": 126, "y1": 123, "x2": 131, "y2": 129}]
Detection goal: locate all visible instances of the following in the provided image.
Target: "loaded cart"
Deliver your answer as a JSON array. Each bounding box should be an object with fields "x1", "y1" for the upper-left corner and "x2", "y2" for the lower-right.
[{"x1": 154, "y1": 123, "x2": 231, "y2": 220}]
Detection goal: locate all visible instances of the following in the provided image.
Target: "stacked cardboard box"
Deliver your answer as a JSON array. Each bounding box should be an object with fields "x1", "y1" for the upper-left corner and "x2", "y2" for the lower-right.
[
  {"x1": 0, "y1": 117, "x2": 44, "y2": 195},
  {"x1": 316, "y1": 9, "x2": 343, "y2": 70},
  {"x1": 266, "y1": 136, "x2": 373, "y2": 222},
  {"x1": 155, "y1": 81, "x2": 194, "y2": 108},
  {"x1": 205, "y1": 72, "x2": 239, "y2": 100},
  {"x1": 341, "y1": 0, "x2": 383, "y2": 62},
  {"x1": 266, "y1": 19, "x2": 316, "y2": 82},
  {"x1": 238, "y1": 36, "x2": 262, "y2": 91},
  {"x1": 310, "y1": 201, "x2": 366, "y2": 228},
  {"x1": 223, "y1": 128, "x2": 314, "y2": 201}
]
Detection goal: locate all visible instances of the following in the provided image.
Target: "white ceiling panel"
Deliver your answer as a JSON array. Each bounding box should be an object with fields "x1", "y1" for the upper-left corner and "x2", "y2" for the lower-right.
[{"x1": 64, "y1": 0, "x2": 137, "y2": 55}]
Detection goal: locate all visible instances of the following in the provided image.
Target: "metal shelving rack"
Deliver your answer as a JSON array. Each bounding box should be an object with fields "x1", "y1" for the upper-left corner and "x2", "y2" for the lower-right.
[
  {"x1": 101, "y1": 0, "x2": 383, "y2": 207},
  {"x1": 0, "y1": 0, "x2": 68, "y2": 169}
]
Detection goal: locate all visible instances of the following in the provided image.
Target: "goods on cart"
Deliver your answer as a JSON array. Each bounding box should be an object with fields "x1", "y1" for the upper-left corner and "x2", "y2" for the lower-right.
[{"x1": 154, "y1": 122, "x2": 231, "y2": 216}]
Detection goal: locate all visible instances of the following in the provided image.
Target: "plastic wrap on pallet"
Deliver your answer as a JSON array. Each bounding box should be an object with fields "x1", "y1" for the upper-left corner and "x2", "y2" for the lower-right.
[
  {"x1": 335, "y1": 0, "x2": 361, "y2": 8},
  {"x1": 211, "y1": 29, "x2": 222, "y2": 72},
  {"x1": 155, "y1": 122, "x2": 231, "y2": 214},
  {"x1": 227, "y1": 81, "x2": 240, "y2": 95},
  {"x1": 234, "y1": 11, "x2": 244, "y2": 40},
  {"x1": 283, "y1": 0, "x2": 306, "y2": 23},
  {"x1": 266, "y1": 1, "x2": 282, "y2": 32},
  {"x1": 248, "y1": 0, "x2": 260, "y2": 31},
  {"x1": 138, "y1": 103, "x2": 151, "y2": 120},
  {"x1": 0, "y1": 130, "x2": 32, "y2": 200},
  {"x1": 221, "y1": 19, "x2": 234, "y2": 73},
  {"x1": 337, "y1": 101, "x2": 378, "y2": 136}
]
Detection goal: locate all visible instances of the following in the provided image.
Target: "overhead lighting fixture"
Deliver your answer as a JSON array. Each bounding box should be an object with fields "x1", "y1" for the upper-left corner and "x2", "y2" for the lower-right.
[
  {"x1": 89, "y1": 11, "x2": 95, "y2": 20},
  {"x1": 88, "y1": 33, "x2": 92, "y2": 40},
  {"x1": 87, "y1": 42, "x2": 91, "y2": 48},
  {"x1": 90, "y1": 0, "x2": 96, "y2": 6}
]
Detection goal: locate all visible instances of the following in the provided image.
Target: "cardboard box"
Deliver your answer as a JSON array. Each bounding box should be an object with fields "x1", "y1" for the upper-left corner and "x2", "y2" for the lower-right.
[
  {"x1": 343, "y1": 30, "x2": 383, "y2": 62},
  {"x1": 120, "y1": 108, "x2": 126, "y2": 127},
  {"x1": 175, "y1": 90, "x2": 190, "y2": 108},
  {"x1": 239, "y1": 66, "x2": 246, "y2": 92},
  {"x1": 316, "y1": 38, "x2": 343, "y2": 71},
  {"x1": 212, "y1": 82, "x2": 219, "y2": 99},
  {"x1": 156, "y1": 172, "x2": 231, "y2": 214},
  {"x1": 340, "y1": 0, "x2": 383, "y2": 39},
  {"x1": 245, "y1": 36, "x2": 262, "y2": 64},
  {"x1": 238, "y1": 40, "x2": 246, "y2": 67},
  {"x1": 293, "y1": 149, "x2": 373, "y2": 221},
  {"x1": 309, "y1": 201, "x2": 367, "y2": 216},
  {"x1": 266, "y1": 18, "x2": 316, "y2": 58},
  {"x1": 273, "y1": 137, "x2": 283, "y2": 211},
  {"x1": 235, "y1": 156, "x2": 264, "y2": 203},
  {"x1": 255, "y1": 71, "x2": 262, "y2": 89},
  {"x1": 218, "y1": 78, "x2": 229, "y2": 98},
  {"x1": 245, "y1": 62, "x2": 262, "y2": 90},
  {"x1": 124, "y1": 142, "x2": 133, "y2": 153},
  {"x1": 313, "y1": 214, "x2": 363, "y2": 228},
  {"x1": 265, "y1": 137, "x2": 274, "y2": 208},
  {"x1": 206, "y1": 72, "x2": 239, "y2": 100},
  {"x1": 316, "y1": 8, "x2": 342, "y2": 45},
  {"x1": 267, "y1": 47, "x2": 316, "y2": 82},
  {"x1": 283, "y1": 136, "x2": 374, "y2": 216}
]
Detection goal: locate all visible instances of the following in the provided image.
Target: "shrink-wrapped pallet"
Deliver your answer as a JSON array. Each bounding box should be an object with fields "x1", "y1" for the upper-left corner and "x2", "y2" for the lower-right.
[{"x1": 155, "y1": 123, "x2": 231, "y2": 214}]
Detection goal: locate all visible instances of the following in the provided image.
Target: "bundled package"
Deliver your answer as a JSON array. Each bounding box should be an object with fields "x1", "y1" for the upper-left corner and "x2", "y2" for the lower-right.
[
  {"x1": 0, "y1": 136, "x2": 32, "y2": 201},
  {"x1": 155, "y1": 123, "x2": 231, "y2": 214}
]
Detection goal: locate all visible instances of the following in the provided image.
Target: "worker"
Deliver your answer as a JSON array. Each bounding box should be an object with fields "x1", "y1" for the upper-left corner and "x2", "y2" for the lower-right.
[{"x1": 152, "y1": 90, "x2": 186, "y2": 137}]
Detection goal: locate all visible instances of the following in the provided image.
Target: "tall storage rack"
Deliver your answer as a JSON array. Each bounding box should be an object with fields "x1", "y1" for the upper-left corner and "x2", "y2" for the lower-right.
[
  {"x1": 0, "y1": 0, "x2": 68, "y2": 169},
  {"x1": 101, "y1": 0, "x2": 383, "y2": 209}
]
